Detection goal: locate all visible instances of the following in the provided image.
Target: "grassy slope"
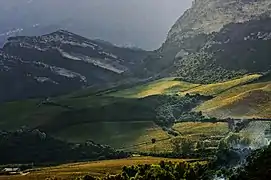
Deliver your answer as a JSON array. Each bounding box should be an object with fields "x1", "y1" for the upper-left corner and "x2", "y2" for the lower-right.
[
  {"x1": 179, "y1": 74, "x2": 261, "y2": 96},
  {"x1": 0, "y1": 99, "x2": 67, "y2": 130},
  {"x1": 0, "y1": 157, "x2": 202, "y2": 180},
  {"x1": 172, "y1": 122, "x2": 228, "y2": 149},
  {"x1": 173, "y1": 122, "x2": 228, "y2": 137},
  {"x1": 125, "y1": 122, "x2": 228, "y2": 153},
  {"x1": 0, "y1": 96, "x2": 171, "y2": 152},
  {"x1": 53, "y1": 122, "x2": 228, "y2": 153},
  {"x1": 108, "y1": 73, "x2": 268, "y2": 118},
  {"x1": 0, "y1": 73, "x2": 268, "y2": 153},
  {"x1": 0, "y1": 74, "x2": 262, "y2": 127},
  {"x1": 109, "y1": 74, "x2": 261, "y2": 98},
  {"x1": 109, "y1": 77, "x2": 199, "y2": 98},
  {"x1": 195, "y1": 82, "x2": 271, "y2": 118},
  {"x1": 53, "y1": 121, "x2": 170, "y2": 150}
]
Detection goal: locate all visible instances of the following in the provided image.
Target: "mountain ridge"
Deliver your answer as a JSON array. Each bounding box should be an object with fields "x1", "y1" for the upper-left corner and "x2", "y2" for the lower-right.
[{"x1": 0, "y1": 30, "x2": 150, "y2": 102}]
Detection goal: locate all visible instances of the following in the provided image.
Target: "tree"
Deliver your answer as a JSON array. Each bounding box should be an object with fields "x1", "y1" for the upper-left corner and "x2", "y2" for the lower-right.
[
  {"x1": 171, "y1": 138, "x2": 194, "y2": 155},
  {"x1": 171, "y1": 139, "x2": 181, "y2": 153}
]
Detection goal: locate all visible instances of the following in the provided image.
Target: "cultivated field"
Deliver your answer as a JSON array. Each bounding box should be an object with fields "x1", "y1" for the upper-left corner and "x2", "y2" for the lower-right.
[
  {"x1": 109, "y1": 77, "x2": 199, "y2": 98},
  {"x1": 195, "y1": 82, "x2": 271, "y2": 118},
  {"x1": 53, "y1": 121, "x2": 170, "y2": 150},
  {"x1": 110, "y1": 74, "x2": 261, "y2": 98},
  {"x1": 0, "y1": 157, "x2": 202, "y2": 180},
  {"x1": 53, "y1": 122, "x2": 228, "y2": 153}
]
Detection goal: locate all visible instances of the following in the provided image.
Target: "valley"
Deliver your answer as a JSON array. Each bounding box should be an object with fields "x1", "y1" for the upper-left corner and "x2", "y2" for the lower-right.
[
  {"x1": 1, "y1": 70, "x2": 270, "y2": 179},
  {"x1": 0, "y1": 66, "x2": 270, "y2": 179},
  {"x1": 0, "y1": 73, "x2": 270, "y2": 154},
  {"x1": 1, "y1": 0, "x2": 271, "y2": 179}
]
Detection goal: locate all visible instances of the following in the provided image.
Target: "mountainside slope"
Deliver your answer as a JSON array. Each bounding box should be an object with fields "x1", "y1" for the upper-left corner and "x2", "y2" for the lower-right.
[
  {"x1": 0, "y1": 74, "x2": 269, "y2": 150},
  {"x1": 110, "y1": 74, "x2": 261, "y2": 98},
  {"x1": 142, "y1": 0, "x2": 271, "y2": 83},
  {"x1": 195, "y1": 81, "x2": 271, "y2": 118},
  {"x1": 0, "y1": 30, "x2": 150, "y2": 102},
  {"x1": 0, "y1": 50, "x2": 85, "y2": 102},
  {"x1": 0, "y1": 74, "x2": 265, "y2": 130}
]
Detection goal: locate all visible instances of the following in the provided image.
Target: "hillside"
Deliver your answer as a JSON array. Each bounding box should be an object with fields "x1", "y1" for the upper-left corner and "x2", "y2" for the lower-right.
[
  {"x1": 195, "y1": 81, "x2": 271, "y2": 119},
  {"x1": 109, "y1": 77, "x2": 200, "y2": 98},
  {"x1": 109, "y1": 72, "x2": 271, "y2": 119},
  {"x1": 141, "y1": 0, "x2": 271, "y2": 83},
  {"x1": 0, "y1": 30, "x2": 150, "y2": 102},
  {"x1": 1, "y1": 1, "x2": 271, "y2": 179},
  {"x1": 0, "y1": 93, "x2": 208, "y2": 151},
  {"x1": 110, "y1": 74, "x2": 262, "y2": 98},
  {"x1": 0, "y1": 73, "x2": 270, "y2": 180},
  {"x1": 0, "y1": 73, "x2": 269, "y2": 155}
]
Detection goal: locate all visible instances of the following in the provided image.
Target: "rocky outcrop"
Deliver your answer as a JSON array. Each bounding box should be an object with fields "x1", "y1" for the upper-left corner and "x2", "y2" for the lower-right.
[{"x1": 166, "y1": 0, "x2": 271, "y2": 47}]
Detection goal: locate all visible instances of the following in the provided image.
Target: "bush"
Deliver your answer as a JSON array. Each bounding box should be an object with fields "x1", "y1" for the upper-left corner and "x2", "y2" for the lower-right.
[{"x1": 79, "y1": 161, "x2": 207, "y2": 180}]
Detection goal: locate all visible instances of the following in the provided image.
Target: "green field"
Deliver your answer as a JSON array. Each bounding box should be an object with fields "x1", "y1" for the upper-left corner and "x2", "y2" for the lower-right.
[
  {"x1": 51, "y1": 121, "x2": 228, "y2": 153},
  {"x1": 0, "y1": 99, "x2": 65, "y2": 130},
  {"x1": 0, "y1": 73, "x2": 269, "y2": 155},
  {"x1": 0, "y1": 74, "x2": 265, "y2": 130},
  {"x1": 0, "y1": 74, "x2": 269, "y2": 180},
  {"x1": 53, "y1": 121, "x2": 169, "y2": 150}
]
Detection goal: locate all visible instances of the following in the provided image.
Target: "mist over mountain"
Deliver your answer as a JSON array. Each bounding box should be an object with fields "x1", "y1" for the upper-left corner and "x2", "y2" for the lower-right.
[{"x1": 0, "y1": 0, "x2": 192, "y2": 50}]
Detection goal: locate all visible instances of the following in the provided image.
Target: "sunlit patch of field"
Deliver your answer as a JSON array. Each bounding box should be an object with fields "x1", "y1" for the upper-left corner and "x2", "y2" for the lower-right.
[
  {"x1": 173, "y1": 122, "x2": 228, "y2": 136},
  {"x1": 0, "y1": 157, "x2": 203, "y2": 180},
  {"x1": 109, "y1": 74, "x2": 261, "y2": 98},
  {"x1": 109, "y1": 77, "x2": 199, "y2": 98},
  {"x1": 125, "y1": 124, "x2": 172, "y2": 153},
  {"x1": 179, "y1": 74, "x2": 261, "y2": 97},
  {"x1": 195, "y1": 82, "x2": 271, "y2": 118},
  {"x1": 126, "y1": 122, "x2": 228, "y2": 153},
  {"x1": 172, "y1": 122, "x2": 228, "y2": 147}
]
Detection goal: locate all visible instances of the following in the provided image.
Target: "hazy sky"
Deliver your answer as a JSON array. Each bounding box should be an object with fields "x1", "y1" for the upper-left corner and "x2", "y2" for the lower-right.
[
  {"x1": 82, "y1": 0, "x2": 193, "y2": 49},
  {"x1": 0, "y1": 0, "x2": 192, "y2": 50}
]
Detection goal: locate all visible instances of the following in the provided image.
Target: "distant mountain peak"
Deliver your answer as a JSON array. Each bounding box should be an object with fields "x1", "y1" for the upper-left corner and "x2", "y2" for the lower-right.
[{"x1": 0, "y1": 31, "x2": 150, "y2": 102}]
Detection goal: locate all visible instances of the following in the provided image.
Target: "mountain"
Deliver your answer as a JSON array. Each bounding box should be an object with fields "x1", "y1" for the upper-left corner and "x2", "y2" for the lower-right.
[
  {"x1": 0, "y1": 30, "x2": 149, "y2": 102},
  {"x1": 143, "y1": 0, "x2": 271, "y2": 83}
]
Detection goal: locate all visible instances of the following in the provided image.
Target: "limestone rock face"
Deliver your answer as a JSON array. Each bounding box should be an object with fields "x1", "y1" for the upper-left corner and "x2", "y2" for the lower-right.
[
  {"x1": 144, "y1": 0, "x2": 271, "y2": 83},
  {"x1": 166, "y1": 0, "x2": 271, "y2": 47}
]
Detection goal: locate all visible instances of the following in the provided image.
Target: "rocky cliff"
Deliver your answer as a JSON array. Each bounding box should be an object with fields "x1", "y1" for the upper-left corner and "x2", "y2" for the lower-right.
[{"x1": 144, "y1": 0, "x2": 271, "y2": 83}]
